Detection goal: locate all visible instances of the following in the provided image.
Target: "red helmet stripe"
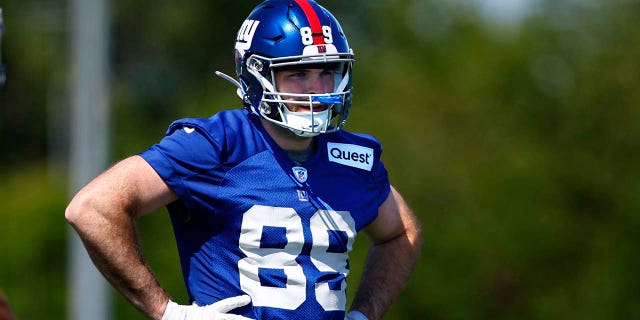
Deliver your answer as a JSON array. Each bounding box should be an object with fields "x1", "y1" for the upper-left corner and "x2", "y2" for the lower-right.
[{"x1": 293, "y1": 0, "x2": 325, "y2": 44}]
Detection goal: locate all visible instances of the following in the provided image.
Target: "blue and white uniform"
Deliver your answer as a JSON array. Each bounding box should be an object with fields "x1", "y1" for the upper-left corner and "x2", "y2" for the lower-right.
[{"x1": 140, "y1": 109, "x2": 390, "y2": 319}]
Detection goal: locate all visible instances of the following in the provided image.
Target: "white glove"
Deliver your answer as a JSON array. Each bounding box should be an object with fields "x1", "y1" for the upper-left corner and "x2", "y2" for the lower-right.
[
  {"x1": 161, "y1": 295, "x2": 253, "y2": 320},
  {"x1": 345, "y1": 310, "x2": 369, "y2": 320}
]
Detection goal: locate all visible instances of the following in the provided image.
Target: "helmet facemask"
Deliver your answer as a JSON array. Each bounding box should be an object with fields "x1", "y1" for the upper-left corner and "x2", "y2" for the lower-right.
[{"x1": 245, "y1": 52, "x2": 353, "y2": 137}]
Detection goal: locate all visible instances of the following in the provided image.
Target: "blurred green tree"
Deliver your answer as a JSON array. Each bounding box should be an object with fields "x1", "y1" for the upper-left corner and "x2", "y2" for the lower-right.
[{"x1": 0, "y1": 0, "x2": 639, "y2": 319}]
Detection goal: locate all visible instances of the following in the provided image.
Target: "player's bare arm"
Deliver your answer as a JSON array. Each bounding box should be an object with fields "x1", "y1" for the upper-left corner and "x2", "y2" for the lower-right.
[
  {"x1": 350, "y1": 185, "x2": 422, "y2": 320},
  {"x1": 65, "y1": 155, "x2": 178, "y2": 319}
]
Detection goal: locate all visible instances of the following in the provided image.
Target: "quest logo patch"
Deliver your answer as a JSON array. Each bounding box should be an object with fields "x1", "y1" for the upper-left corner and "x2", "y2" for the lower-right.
[{"x1": 327, "y1": 142, "x2": 374, "y2": 171}]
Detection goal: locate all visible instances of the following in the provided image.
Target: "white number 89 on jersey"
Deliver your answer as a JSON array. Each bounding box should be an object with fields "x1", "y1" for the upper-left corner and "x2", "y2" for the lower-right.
[{"x1": 238, "y1": 205, "x2": 356, "y2": 311}]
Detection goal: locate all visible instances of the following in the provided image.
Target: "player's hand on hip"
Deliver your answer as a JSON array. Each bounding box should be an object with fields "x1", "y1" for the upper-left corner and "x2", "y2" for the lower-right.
[{"x1": 162, "y1": 295, "x2": 253, "y2": 320}]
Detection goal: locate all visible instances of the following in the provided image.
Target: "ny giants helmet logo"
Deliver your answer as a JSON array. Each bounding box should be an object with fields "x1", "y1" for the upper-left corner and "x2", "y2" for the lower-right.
[{"x1": 236, "y1": 20, "x2": 260, "y2": 53}]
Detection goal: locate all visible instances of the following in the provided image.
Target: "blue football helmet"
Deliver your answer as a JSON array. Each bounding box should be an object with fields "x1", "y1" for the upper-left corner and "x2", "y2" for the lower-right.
[{"x1": 216, "y1": 0, "x2": 354, "y2": 137}]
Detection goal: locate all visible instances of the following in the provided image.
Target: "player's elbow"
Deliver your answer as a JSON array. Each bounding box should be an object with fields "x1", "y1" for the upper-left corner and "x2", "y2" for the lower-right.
[
  {"x1": 396, "y1": 208, "x2": 422, "y2": 258},
  {"x1": 65, "y1": 191, "x2": 98, "y2": 229},
  {"x1": 411, "y1": 222, "x2": 423, "y2": 255},
  {"x1": 409, "y1": 211, "x2": 422, "y2": 244},
  {"x1": 65, "y1": 195, "x2": 84, "y2": 228}
]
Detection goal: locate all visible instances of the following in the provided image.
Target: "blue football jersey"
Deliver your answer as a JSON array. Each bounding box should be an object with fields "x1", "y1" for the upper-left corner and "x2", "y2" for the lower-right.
[{"x1": 140, "y1": 109, "x2": 390, "y2": 320}]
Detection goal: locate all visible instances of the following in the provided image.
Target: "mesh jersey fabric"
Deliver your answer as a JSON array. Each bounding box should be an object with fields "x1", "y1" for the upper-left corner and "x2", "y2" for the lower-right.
[{"x1": 140, "y1": 109, "x2": 390, "y2": 319}]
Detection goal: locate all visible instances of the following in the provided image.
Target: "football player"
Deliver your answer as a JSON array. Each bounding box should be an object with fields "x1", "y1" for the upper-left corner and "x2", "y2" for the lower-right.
[{"x1": 65, "y1": 1, "x2": 422, "y2": 319}]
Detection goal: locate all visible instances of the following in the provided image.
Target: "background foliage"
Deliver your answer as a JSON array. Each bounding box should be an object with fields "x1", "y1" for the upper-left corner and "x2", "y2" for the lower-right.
[{"x1": 1, "y1": 0, "x2": 639, "y2": 319}]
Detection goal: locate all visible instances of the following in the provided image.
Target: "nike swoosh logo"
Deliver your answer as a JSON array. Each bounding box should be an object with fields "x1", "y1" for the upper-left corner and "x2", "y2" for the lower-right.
[{"x1": 183, "y1": 127, "x2": 195, "y2": 134}]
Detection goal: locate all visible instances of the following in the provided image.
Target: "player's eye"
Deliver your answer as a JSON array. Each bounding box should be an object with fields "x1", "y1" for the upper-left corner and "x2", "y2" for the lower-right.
[
  {"x1": 321, "y1": 69, "x2": 334, "y2": 76},
  {"x1": 286, "y1": 71, "x2": 306, "y2": 78}
]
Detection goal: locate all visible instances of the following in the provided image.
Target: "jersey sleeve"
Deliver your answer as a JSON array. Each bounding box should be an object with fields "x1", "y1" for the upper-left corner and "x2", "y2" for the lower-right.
[
  {"x1": 339, "y1": 132, "x2": 391, "y2": 230},
  {"x1": 373, "y1": 146, "x2": 391, "y2": 202},
  {"x1": 363, "y1": 138, "x2": 391, "y2": 228},
  {"x1": 139, "y1": 119, "x2": 224, "y2": 202}
]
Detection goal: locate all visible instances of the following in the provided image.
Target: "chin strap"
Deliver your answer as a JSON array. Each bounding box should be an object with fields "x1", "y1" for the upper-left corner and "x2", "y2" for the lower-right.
[{"x1": 215, "y1": 71, "x2": 245, "y2": 100}]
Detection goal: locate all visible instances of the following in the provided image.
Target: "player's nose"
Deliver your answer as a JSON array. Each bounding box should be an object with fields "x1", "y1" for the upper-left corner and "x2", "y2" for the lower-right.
[{"x1": 306, "y1": 73, "x2": 331, "y2": 94}]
